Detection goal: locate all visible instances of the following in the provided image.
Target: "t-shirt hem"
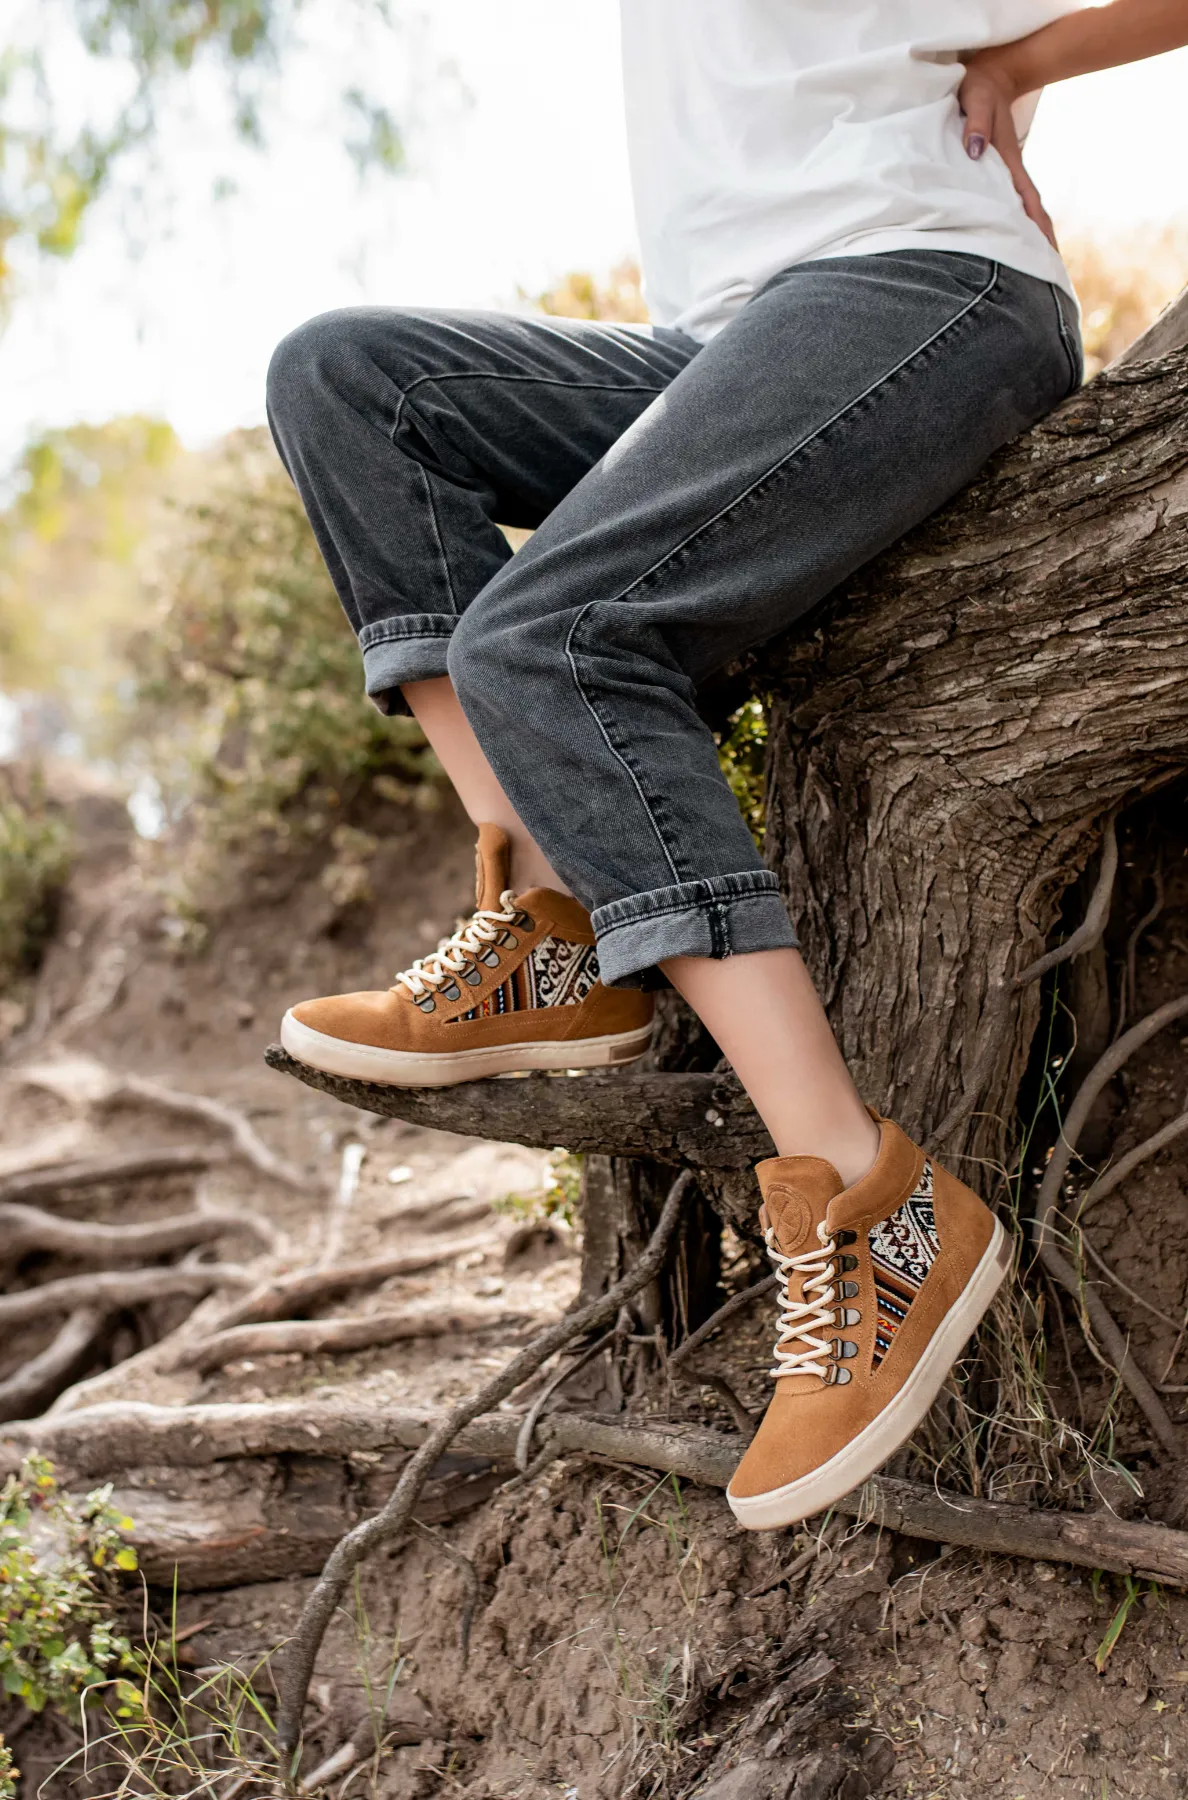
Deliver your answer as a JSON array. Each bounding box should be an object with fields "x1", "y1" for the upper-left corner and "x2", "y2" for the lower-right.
[{"x1": 675, "y1": 231, "x2": 1077, "y2": 341}]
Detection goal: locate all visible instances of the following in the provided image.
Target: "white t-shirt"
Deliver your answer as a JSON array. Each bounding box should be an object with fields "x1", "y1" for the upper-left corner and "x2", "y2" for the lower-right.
[{"x1": 620, "y1": 1, "x2": 1081, "y2": 341}]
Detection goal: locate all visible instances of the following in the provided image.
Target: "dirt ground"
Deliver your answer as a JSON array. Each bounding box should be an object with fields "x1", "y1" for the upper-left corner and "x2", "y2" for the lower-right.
[{"x1": 5, "y1": 782, "x2": 1188, "y2": 1798}]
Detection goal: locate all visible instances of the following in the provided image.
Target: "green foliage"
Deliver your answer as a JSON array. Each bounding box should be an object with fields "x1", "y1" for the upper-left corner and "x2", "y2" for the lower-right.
[
  {"x1": 127, "y1": 428, "x2": 442, "y2": 893},
  {"x1": 0, "y1": 768, "x2": 72, "y2": 992},
  {"x1": 0, "y1": 2, "x2": 410, "y2": 307},
  {"x1": 494, "y1": 1149, "x2": 582, "y2": 1229},
  {"x1": 0, "y1": 1455, "x2": 138, "y2": 1719},
  {"x1": 715, "y1": 695, "x2": 768, "y2": 847},
  {"x1": 0, "y1": 416, "x2": 181, "y2": 707},
  {"x1": 0, "y1": 1733, "x2": 15, "y2": 1799}
]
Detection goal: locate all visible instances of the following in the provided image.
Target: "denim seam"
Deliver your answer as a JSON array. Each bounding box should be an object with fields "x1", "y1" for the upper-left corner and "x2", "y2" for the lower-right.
[
  {"x1": 1050, "y1": 284, "x2": 1082, "y2": 396},
  {"x1": 359, "y1": 619, "x2": 456, "y2": 647},
  {"x1": 604, "y1": 262, "x2": 1002, "y2": 610},
  {"x1": 391, "y1": 372, "x2": 670, "y2": 442},
  {"x1": 564, "y1": 264, "x2": 1001, "y2": 879},
  {"x1": 563, "y1": 614, "x2": 685, "y2": 887},
  {"x1": 596, "y1": 888, "x2": 784, "y2": 930},
  {"x1": 416, "y1": 461, "x2": 458, "y2": 615}
]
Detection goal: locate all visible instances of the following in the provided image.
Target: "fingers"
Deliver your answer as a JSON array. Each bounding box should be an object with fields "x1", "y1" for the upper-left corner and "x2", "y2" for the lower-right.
[{"x1": 957, "y1": 69, "x2": 997, "y2": 159}]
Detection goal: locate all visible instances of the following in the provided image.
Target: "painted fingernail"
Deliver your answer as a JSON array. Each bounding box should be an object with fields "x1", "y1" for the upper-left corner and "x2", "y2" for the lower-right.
[{"x1": 967, "y1": 134, "x2": 986, "y2": 160}]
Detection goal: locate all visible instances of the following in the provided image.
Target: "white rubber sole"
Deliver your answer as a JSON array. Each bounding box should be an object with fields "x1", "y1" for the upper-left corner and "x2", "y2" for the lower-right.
[
  {"x1": 280, "y1": 1009, "x2": 654, "y2": 1087},
  {"x1": 727, "y1": 1217, "x2": 1012, "y2": 1532}
]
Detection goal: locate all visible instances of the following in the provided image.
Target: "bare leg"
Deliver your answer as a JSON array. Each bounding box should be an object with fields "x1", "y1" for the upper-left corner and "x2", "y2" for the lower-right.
[
  {"x1": 663, "y1": 949, "x2": 880, "y2": 1187},
  {"x1": 403, "y1": 675, "x2": 570, "y2": 894},
  {"x1": 405, "y1": 677, "x2": 877, "y2": 1184}
]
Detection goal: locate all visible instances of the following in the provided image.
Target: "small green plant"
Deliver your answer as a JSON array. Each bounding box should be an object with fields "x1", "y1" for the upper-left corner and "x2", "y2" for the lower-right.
[
  {"x1": 0, "y1": 1733, "x2": 17, "y2": 1800},
  {"x1": 493, "y1": 1148, "x2": 582, "y2": 1229},
  {"x1": 0, "y1": 770, "x2": 72, "y2": 993},
  {"x1": 0, "y1": 1454, "x2": 138, "y2": 1718}
]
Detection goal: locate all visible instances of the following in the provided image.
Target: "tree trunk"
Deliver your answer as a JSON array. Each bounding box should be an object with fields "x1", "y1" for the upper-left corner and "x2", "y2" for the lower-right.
[{"x1": 761, "y1": 344, "x2": 1188, "y2": 1163}]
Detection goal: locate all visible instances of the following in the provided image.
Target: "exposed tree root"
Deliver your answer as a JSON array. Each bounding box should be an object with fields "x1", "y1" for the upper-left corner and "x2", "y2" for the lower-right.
[
  {"x1": 1081, "y1": 1102, "x2": 1188, "y2": 1211},
  {"x1": 1034, "y1": 991, "x2": 1188, "y2": 1456},
  {"x1": 0, "y1": 1202, "x2": 273, "y2": 1262},
  {"x1": 211, "y1": 1236, "x2": 492, "y2": 1330},
  {"x1": 0, "y1": 1263, "x2": 252, "y2": 1328},
  {"x1": 181, "y1": 1303, "x2": 534, "y2": 1373},
  {"x1": 1014, "y1": 813, "x2": 1119, "y2": 988},
  {"x1": 667, "y1": 1273, "x2": 777, "y2": 1369},
  {"x1": 273, "y1": 1170, "x2": 695, "y2": 1771},
  {"x1": 0, "y1": 1308, "x2": 105, "y2": 1422},
  {"x1": 98, "y1": 1070, "x2": 311, "y2": 1192},
  {"x1": 0, "y1": 1146, "x2": 222, "y2": 1203},
  {"x1": 10, "y1": 1395, "x2": 1188, "y2": 1588}
]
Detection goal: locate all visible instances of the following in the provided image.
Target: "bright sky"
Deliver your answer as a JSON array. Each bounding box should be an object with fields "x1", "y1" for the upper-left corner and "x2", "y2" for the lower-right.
[{"x1": 2, "y1": 1, "x2": 1187, "y2": 472}]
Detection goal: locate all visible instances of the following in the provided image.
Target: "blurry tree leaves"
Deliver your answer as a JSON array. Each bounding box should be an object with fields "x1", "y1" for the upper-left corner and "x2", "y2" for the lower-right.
[{"x1": 0, "y1": 0, "x2": 419, "y2": 310}]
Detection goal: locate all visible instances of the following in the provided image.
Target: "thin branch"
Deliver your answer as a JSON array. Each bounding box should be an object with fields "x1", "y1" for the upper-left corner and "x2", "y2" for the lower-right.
[
  {"x1": 181, "y1": 1304, "x2": 532, "y2": 1375},
  {"x1": 273, "y1": 1170, "x2": 695, "y2": 1770},
  {"x1": 0, "y1": 1264, "x2": 251, "y2": 1330},
  {"x1": 0, "y1": 1147, "x2": 222, "y2": 1204},
  {"x1": 0, "y1": 1309, "x2": 104, "y2": 1423},
  {"x1": 667, "y1": 1274, "x2": 776, "y2": 1369},
  {"x1": 0, "y1": 1202, "x2": 273, "y2": 1262},
  {"x1": 1015, "y1": 813, "x2": 1119, "y2": 988},
  {"x1": 1032, "y1": 990, "x2": 1188, "y2": 1457},
  {"x1": 413, "y1": 1520, "x2": 481, "y2": 1666}
]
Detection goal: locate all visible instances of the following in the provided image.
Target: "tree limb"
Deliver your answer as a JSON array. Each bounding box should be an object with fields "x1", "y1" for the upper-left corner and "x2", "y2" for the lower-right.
[{"x1": 265, "y1": 1045, "x2": 773, "y2": 1171}]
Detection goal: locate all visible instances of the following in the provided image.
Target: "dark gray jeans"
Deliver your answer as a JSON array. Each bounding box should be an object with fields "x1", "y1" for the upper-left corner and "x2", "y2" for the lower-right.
[{"x1": 267, "y1": 251, "x2": 1081, "y2": 987}]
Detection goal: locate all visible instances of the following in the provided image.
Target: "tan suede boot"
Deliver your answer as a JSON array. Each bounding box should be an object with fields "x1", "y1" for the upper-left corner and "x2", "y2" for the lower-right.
[
  {"x1": 280, "y1": 824, "x2": 654, "y2": 1085},
  {"x1": 727, "y1": 1117, "x2": 1012, "y2": 1530}
]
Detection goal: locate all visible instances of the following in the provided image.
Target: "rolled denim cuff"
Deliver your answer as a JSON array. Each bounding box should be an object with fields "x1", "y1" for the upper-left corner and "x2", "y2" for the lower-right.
[
  {"x1": 591, "y1": 870, "x2": 796, "y2": 989},
  {"x1": 360, "y1": 615, "x2": 457, "y2": 717}
]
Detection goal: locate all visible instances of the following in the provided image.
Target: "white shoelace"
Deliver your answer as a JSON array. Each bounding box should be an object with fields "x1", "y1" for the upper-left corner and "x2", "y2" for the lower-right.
[
  {"x1": 393, "y1": 889, "x2": 520, "y2": 1001},
  {"x1": 766, "y1": 1219, "x2": 841, "y2": 1381}
]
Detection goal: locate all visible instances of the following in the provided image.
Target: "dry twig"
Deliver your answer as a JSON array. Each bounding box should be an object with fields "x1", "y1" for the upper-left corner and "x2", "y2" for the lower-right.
[
  {"x1": 273, "y1": 1169, "x2": 695, "y2": 1770},
  {"x1": 1114, "y1": 852, "x2": 1165, "y2": 1040}
]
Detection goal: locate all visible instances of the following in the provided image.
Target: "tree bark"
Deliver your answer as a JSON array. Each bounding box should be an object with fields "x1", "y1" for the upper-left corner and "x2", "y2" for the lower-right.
[{"x1": 762, "y1": 347, "x2": 1188, "y2": 1160}]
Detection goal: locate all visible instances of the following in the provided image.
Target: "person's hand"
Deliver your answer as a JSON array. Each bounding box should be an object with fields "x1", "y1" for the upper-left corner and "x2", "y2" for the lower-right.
[{"x1": 957, "y1": 51, "x2": 1058, "y2": 248}]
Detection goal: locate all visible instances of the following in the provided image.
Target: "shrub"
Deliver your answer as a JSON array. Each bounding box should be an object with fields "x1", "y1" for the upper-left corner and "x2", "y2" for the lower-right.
[
  {"x1": 124, "y1": 429, "x2": 444, "y2": 911},
  {"x1": 0, "y1": 768, "x2": 72, "y2": 993},
  {"x1": 0, "y1": 1455, "x2": 138, "y2": 1720}
]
